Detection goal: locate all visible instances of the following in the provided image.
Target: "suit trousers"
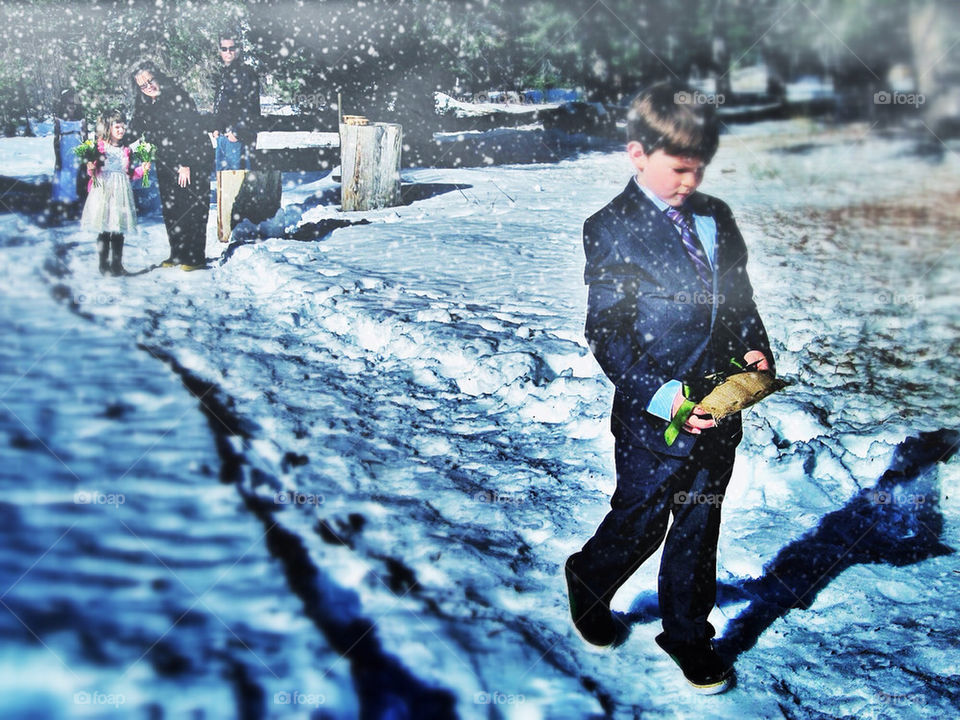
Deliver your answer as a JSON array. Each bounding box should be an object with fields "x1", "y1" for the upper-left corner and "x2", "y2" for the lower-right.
[
  {"x1": 157, "y1": 165, "x2": 211, "y2": 266},
  {"x1": 579, "y1": 427, "x2": 739, "y2": 646}
]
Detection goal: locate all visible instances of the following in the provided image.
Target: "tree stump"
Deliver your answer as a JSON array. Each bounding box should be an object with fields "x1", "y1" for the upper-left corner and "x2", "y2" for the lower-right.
[
  {"x1": 910, "y1": 0, "x2": 960, "y2": 136},
  {"x1": 340, "y1": 122, "x2": 402, "y2": 211}
]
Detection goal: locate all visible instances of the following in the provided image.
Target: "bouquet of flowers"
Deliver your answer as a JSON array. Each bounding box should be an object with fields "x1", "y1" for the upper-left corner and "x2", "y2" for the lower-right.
[
  {"x1": 73, "y1": 138, "x2": 101, "y2": 186},
  {"x1": 132, "y1": 138, "x2": 156, "y2": 187}
]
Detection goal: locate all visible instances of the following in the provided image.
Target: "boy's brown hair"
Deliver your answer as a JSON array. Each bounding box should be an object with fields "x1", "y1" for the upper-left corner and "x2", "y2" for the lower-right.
[{"x1": 626, "y1": 81, "x2": 720, "y2": 162}]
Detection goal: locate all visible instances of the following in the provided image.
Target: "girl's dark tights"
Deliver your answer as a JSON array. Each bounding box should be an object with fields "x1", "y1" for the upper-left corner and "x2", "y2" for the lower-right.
[{"x1": 96, "y1": 232, "x2": 125, "y2": 276}]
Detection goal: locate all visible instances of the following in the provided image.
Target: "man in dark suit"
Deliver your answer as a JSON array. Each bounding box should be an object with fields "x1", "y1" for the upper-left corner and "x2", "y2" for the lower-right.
[{"x1": 565, "y1": 81, "x2": 774, "y2": 695}]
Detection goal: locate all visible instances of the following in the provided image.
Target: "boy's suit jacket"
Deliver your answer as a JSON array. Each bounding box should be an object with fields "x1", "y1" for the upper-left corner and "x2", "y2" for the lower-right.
[{"x1": 582, "y1": 180, "x2": 773, "y2": 457}]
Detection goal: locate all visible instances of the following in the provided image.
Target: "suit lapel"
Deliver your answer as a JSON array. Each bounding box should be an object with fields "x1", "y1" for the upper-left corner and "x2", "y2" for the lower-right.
[
  {"x1": 613, "y1": 182, "x2": 692, "y2": 283},
  {"x1": 615, "y1": 181, "x2": 708, "y2": 290},
  {"x1": 692, "y1": 194, "x2": 735, "y2": 288}
]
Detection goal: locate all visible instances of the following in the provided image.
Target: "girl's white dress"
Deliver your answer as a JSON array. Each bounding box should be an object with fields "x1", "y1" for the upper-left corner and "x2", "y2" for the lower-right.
[{"x1": 80, "y1": 143, "x2": 137, "y2": 233}]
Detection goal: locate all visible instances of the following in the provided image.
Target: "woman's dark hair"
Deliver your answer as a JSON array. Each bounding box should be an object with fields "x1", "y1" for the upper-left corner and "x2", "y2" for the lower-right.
[
  {"x1": 129, "y1": 60, "x2": 173, "y2": 105},
  {"x1": 56, "y1": 89, "x2": 81, "y2": 118}
]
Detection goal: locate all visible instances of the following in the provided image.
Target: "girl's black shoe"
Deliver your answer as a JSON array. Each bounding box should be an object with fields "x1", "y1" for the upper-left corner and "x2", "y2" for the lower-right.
[{"x1": 109, "y1": 234, "x2": 125, "y2": 276}]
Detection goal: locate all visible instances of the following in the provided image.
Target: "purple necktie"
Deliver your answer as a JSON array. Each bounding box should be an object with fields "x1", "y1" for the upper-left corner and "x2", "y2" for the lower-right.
[{"x1": 665, "y1": 207, "x2": 712, "y2": 290}]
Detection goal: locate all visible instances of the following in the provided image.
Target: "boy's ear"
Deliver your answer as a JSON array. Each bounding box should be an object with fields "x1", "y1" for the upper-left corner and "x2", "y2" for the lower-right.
[{"x1": 627, "y1": 141, "x2": 648, "y2": 171}]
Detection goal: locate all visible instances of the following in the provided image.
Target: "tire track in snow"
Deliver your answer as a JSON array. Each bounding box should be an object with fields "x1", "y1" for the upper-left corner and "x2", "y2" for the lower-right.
[{"x1": 141, "y1": 344, "x2": 460, "y2": 720}]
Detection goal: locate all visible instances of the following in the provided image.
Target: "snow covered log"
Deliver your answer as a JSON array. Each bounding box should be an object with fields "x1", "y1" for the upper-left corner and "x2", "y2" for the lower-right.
[
  {"x1": 250, "y1": 130, "x2": 339, "y2": 174},
  {"x1": 339, "y1": 122, "x2": 402, "y2": 211},
  {"x1": 254, "y1": 131, "x2": 340, "y2": 150}
]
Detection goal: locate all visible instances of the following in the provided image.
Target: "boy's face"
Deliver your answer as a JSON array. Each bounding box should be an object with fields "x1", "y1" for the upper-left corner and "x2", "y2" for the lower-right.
[{"x1": 628, "y1": 142, "x2": 706, "y2": 207}]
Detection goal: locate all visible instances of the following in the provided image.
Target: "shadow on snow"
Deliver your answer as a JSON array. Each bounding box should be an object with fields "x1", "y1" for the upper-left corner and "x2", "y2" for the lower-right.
[{"x1": 621, "y1": 429, "x2": 958, "y2": 659}]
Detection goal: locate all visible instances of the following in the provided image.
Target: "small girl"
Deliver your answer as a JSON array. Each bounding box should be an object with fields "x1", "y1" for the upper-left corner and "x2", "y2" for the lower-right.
[{"x1": 80, "y1": 109, "x2": 150, "y2": 275}]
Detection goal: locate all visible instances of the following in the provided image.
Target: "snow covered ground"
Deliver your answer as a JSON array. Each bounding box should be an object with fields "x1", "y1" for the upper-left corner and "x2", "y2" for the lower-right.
[{"x1": 1, "y1": 119, "x2": 958, "y2": 719}]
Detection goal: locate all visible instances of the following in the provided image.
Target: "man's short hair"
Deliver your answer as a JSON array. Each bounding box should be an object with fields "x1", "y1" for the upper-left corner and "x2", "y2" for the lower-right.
[
  {"x1": 626, "y1": 81, "x2": 720, "y2": 162},
  {"x1": 218, "y1": 31, "x2": 241, "y2": 46}
]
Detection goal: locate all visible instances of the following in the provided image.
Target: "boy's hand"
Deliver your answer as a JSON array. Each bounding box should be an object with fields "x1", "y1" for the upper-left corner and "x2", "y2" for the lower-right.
[
  {"x1": 743, "y1": 350, "x2": 770, "y2": 372},
  {"x1": 142, "y1": 161, "x2": 151, "y2": 173},
  {"x1": 671, "y1": 389, "x2": 715, "y2": 434}
]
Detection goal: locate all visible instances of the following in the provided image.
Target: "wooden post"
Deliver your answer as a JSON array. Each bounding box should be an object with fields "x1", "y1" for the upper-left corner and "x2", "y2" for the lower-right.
[
  {"x1": 339, "y1": 122, "x2": 402, "y2": 211},
  {"x1": 215, "y1": 169, "x2": 283, "y2": 242},
  {"x1": 216, "y1": 170, "x2": 246, "y2": 243},
  {"x1": 233, "y1": 170, "x2": 283, "y2": 227}
]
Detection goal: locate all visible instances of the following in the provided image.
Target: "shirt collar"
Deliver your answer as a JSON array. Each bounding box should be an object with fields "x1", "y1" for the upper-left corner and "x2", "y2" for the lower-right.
[
  {"x1": 632, "y1": 176, "x2": 700, "y2": 217},
  {"x1": 632, "y1": 175, "x2": 670, "y2": 212}
]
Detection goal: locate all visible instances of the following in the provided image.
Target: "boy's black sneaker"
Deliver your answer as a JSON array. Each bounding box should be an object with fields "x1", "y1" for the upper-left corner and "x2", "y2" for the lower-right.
[
  {"x1": 565, "y1": 553, "x2": 617, "y2": 647},
  {"x1": 655, "y1": 632, "x2": 734, "y2": 695}
]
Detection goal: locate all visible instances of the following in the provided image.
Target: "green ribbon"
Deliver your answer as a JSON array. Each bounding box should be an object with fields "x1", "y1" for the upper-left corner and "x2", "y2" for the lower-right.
[
  {"x1": 664, "y1": 385, "x2": 696, "y2": 447},
  {"x1": 664, "y1": 359, "x2": 748, "y2": 446}
]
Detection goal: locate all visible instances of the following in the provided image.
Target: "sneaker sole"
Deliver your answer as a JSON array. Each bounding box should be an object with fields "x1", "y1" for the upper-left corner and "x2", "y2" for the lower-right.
[
  {"x1": 660, "y1": 645, "x2": 735, "y2": 695},
  {"x1": 687, "y1": 671, "x2": 734, "y2": 695}
]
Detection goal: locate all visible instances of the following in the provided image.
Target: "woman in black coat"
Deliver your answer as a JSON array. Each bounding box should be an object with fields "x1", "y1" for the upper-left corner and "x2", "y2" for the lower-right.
[{"x1": 129, "y1": 61, "x2": 213, "y2": 270}]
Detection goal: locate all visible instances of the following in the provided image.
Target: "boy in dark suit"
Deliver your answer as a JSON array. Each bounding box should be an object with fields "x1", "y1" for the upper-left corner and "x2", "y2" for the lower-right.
[{"x1": 565, "y1": 81, "x2": 774, "y2": 695}]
